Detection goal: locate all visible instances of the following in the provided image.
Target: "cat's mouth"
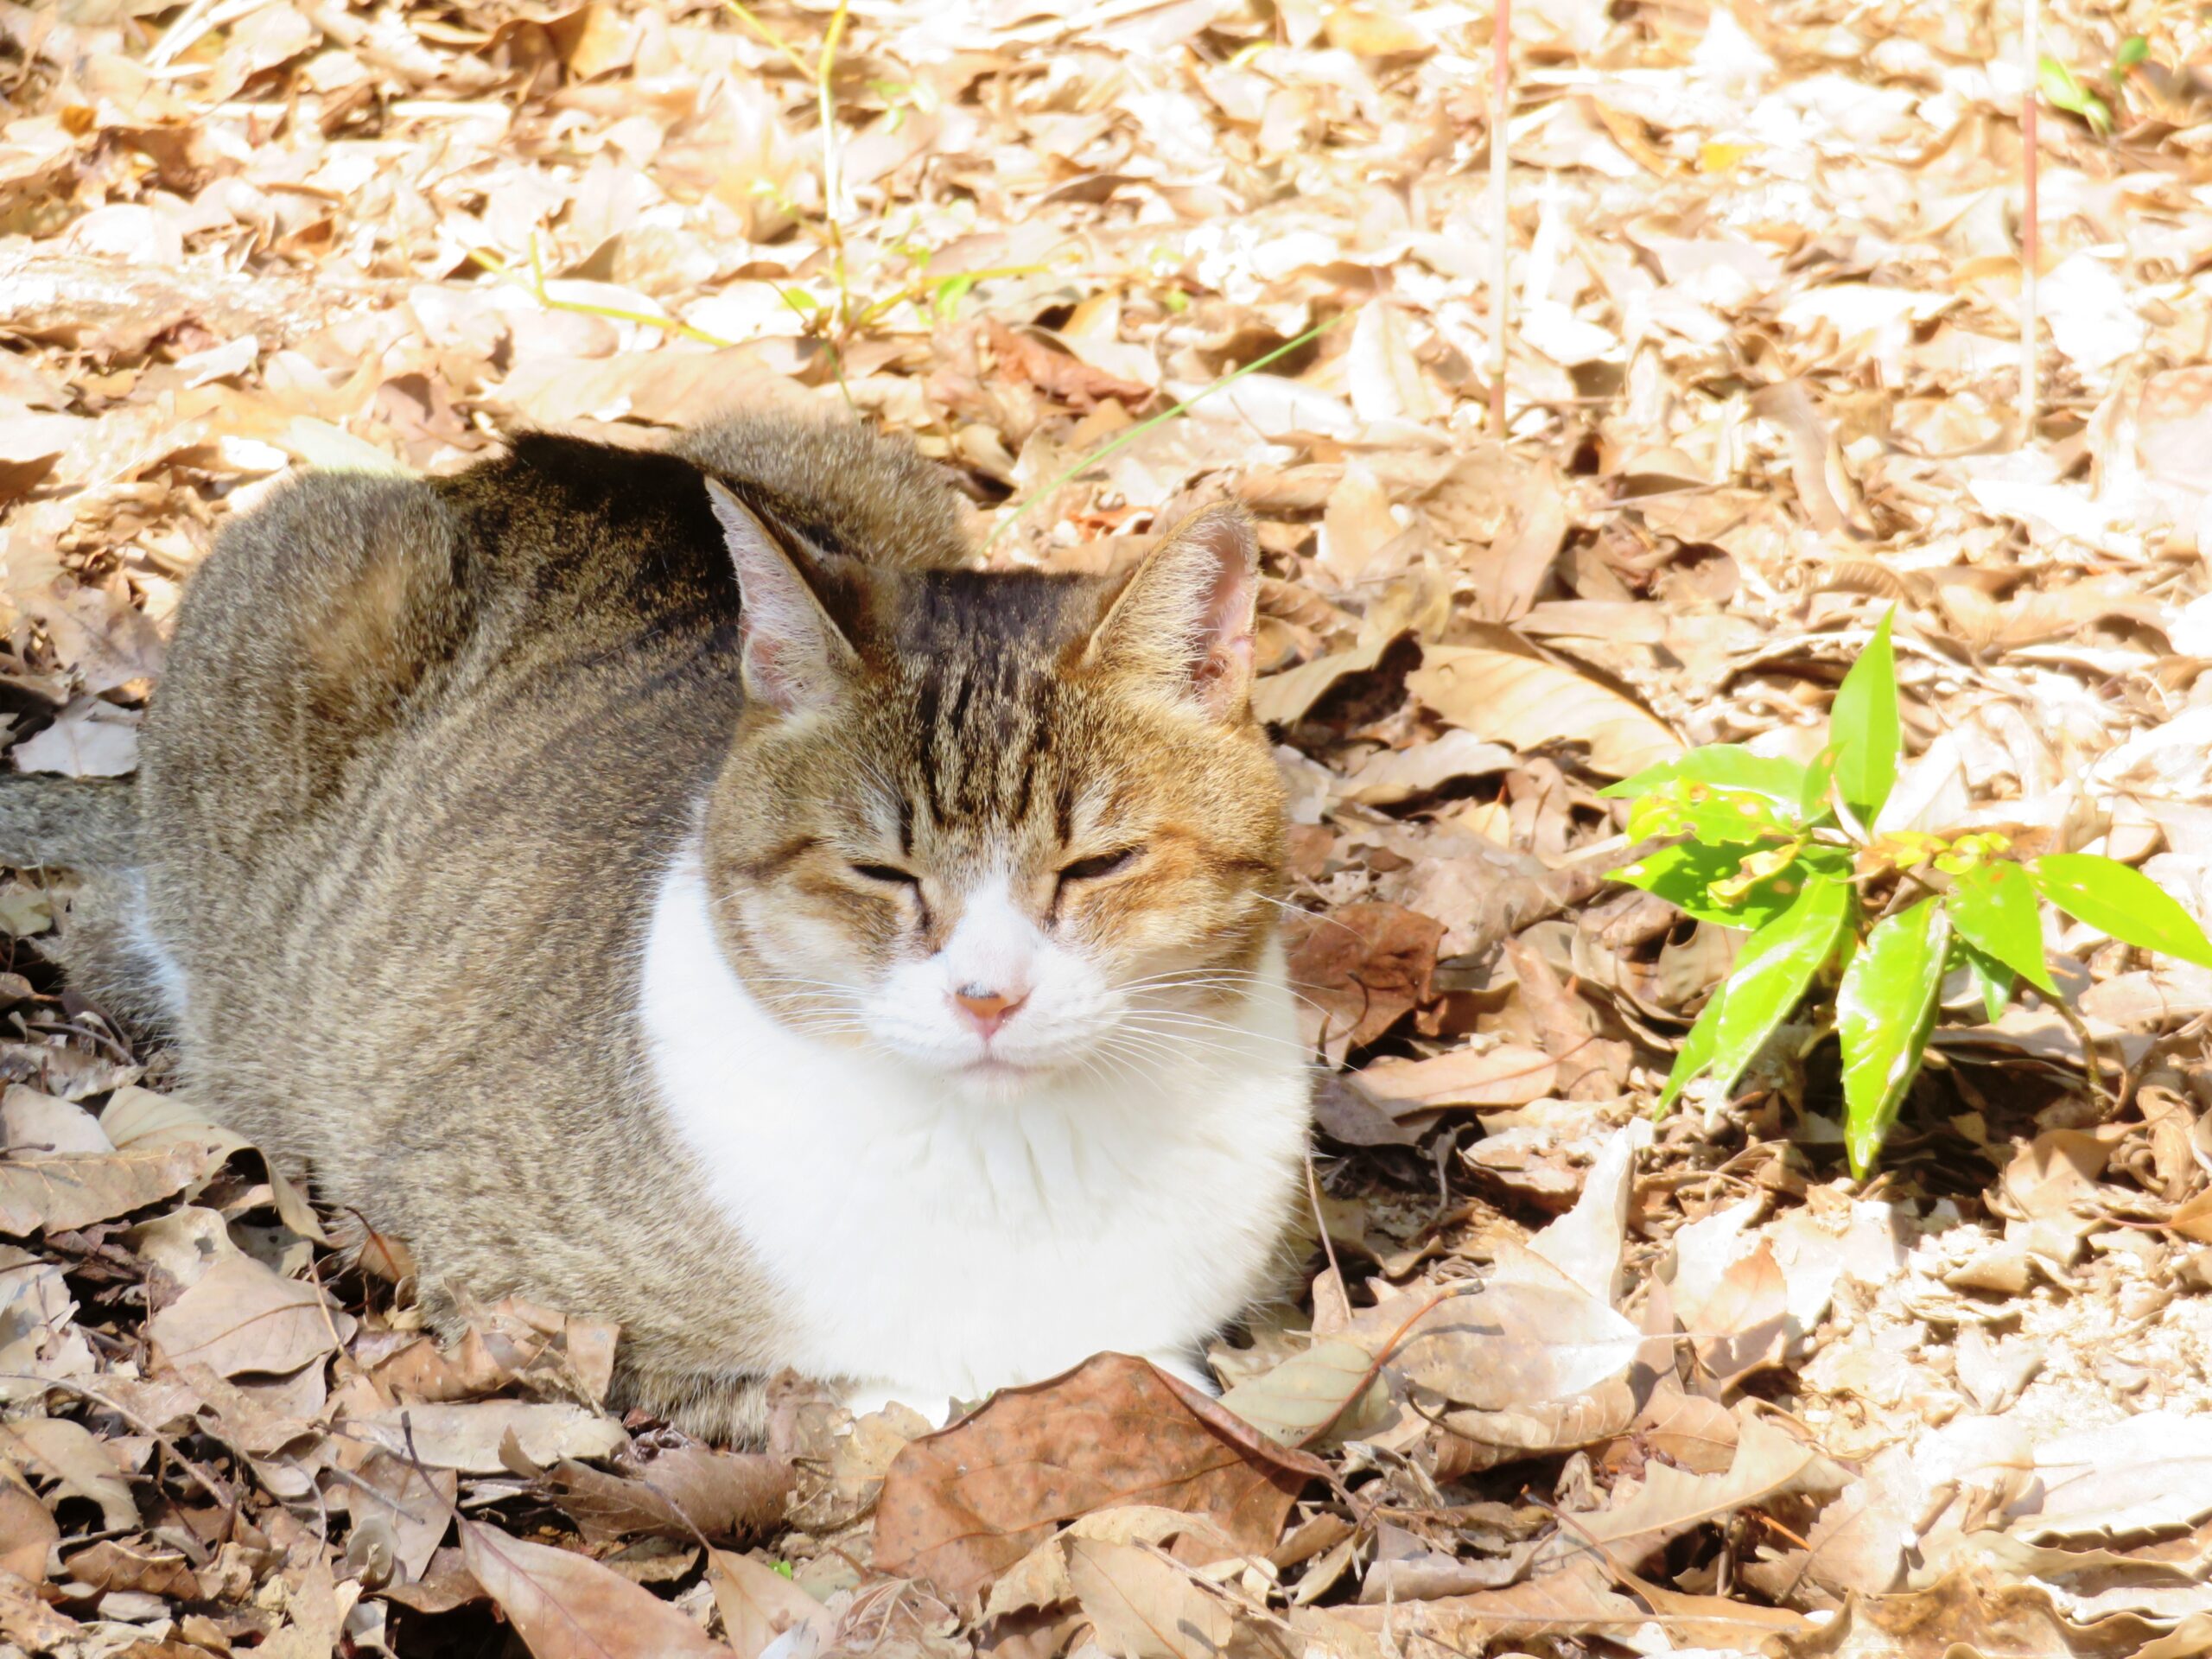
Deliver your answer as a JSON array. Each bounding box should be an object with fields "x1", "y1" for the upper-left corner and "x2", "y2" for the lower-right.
[{"x1": 960, "y1": 1055, "x2": 1040, "y2": 1082}]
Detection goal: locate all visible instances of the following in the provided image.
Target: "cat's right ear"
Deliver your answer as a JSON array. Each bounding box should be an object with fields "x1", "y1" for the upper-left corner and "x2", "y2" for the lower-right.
[{"x1": 707, "y1": 478, "x2": 860, "y2": 716}]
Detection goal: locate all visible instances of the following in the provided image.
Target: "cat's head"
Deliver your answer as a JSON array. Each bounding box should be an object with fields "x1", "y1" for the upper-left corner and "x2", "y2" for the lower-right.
[{"x1": 699, "y1": 479, "x2": 1287, "y2": 1096}]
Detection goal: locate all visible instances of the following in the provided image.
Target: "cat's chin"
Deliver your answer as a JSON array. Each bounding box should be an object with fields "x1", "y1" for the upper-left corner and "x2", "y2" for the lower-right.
[{"x1": 948, "y1": 1055, "x2": 1058, "y2": 1098}]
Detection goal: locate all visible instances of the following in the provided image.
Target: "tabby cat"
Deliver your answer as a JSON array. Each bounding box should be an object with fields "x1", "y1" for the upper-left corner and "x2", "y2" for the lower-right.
[{"x1": 2, "y1": 416, "x2": 1313, "y2": 1436}]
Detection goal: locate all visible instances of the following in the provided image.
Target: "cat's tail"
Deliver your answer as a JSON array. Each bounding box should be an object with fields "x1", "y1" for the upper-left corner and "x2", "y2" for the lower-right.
[{"x1": 0, "y1": 775, "x2": 140, "y2": 868}]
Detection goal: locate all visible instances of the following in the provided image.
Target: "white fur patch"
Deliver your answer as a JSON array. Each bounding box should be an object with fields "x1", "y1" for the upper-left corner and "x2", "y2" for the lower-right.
[
  {"x1": 639, "y1": 838, "x2": 1311, "y2": 1417},
  {"x1": 121, "y1": 872, "x2": 189, "y2": 1023}
]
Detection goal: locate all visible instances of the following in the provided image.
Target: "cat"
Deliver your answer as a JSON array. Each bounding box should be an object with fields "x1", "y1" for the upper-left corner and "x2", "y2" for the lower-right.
[{"x1": 1, "y1": 416, "x2": 1313, "y2": 1438}]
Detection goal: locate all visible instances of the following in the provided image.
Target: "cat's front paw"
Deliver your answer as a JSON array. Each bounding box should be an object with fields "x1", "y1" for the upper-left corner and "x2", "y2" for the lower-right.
[{"x1": 844, "y1": 1382, "x2": 957, "y2": 1428}]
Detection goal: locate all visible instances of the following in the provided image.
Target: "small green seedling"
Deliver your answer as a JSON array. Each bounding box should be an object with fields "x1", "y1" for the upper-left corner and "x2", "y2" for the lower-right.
[
  {"x1": 2038, "y1": 35, "x2": 2151, "y2": 135},
  {"x1": 1605, "y1": 608, "x2": 2212, "y2": 1178},
  {"x1": 2039, "y1": 54, "x2": 2114, "y2": 133}
]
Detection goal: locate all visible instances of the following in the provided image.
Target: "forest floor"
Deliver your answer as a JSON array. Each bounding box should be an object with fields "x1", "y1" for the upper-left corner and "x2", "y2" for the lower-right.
[{"x1": 5, "y1": 0, "x2": 2212, "y2": 1656}]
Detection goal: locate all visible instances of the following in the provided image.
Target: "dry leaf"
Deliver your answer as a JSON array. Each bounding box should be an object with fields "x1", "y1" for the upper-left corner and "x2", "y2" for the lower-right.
[
  {"x1": 708, "y1": 1548, "x2": 831, "y2": 1659},
  {"x1": 1066, "y1": 1537, "x2": 1279, "y2": 1659},
  {"x1": 1280, "y1": 903, "x2": 1442, "y2": 1058},
  {"x1": 1357, "y1": 1044, "x2": 1559, "y2": 1114},
  {"x1": 353, "y1": 1402, "x2": 626, "y2": 1475},
  {"x1": 459, "y1": 1520, "x2": 728, "y2": 1659},
  {"x1": 0, "y1": 1139, "x2": 226, "y2": 1236},
  {"x1": 550, "y1": 1446, "x2": 793, "y2": 1543},
  {"x1": 1410, "y1": 639, "x2": 1682, "y2": 778},
  {"x1": 148, "y1": 1251, "x2": 354, "y2": 1378},
  {"x1": 1546, "y1": 1414, "x2": 1834, "y2": 1570},
  {"x1": 873, "y1": 1353, "x2": 1323, "y2": 1604}
]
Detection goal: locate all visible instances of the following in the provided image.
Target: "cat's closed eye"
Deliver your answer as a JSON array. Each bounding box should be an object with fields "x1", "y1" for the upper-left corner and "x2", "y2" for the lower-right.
[
  {"x1": 1058, "y1": 847, "x2": 1142, "y2": 884},
  {"x1": 849, "y1": 861, "x2": 920, "y2": 887}
]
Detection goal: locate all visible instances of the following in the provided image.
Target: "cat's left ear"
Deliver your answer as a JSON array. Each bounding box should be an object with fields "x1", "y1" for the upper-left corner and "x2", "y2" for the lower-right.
[
  {"x1": 1082, "y1": 505, "x2": 1259, "y2": 721},
  {"x1": 707, "y1": 478, "x2": 860, "y2": 716}
]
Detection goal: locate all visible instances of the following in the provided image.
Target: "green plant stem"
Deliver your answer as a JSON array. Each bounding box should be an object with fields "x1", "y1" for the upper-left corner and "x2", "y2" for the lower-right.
[
  {"x1": 982, "y1": 314, "x2": 1343, "y2": 551},
  {"x1": 466, "y1": 248, "x2": 744, "y2": 350},
  {"x1": 721, "y1": 0, "x2": 812, "y2": 78}
]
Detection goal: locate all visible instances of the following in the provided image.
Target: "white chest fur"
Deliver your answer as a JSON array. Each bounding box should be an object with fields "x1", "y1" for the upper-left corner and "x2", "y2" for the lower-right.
[{"x1": 638, "y1": 842, "x2": 1311, "y2": 1414}]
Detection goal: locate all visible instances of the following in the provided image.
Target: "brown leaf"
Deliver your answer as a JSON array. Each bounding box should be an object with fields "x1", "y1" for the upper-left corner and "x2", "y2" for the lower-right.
[
  {"x1": 1216, "y1": 1337, "x2": 1390, "y2": 1450},
  {"x1": 1630, "y1": 1387, "x2": 1739, "y2": 1476},
  {"x1": 1501, "y1": 937, "x2": 1629, "y2": 1099},
  {"x1": 1281, "y1": 903, "x2": 1442, "y2": 1058},
  {"x1": 352, "y1": 1402, "x2": 626, "y2": 1475},
  {"x1": 985, "y1": 319, "x2": 1153, "y2": 410},
  {"x1": 62, "y1": 1537, "x2": 200, "y2": 1599},
  {"x1": 1684, "y1": 1241, "x2": 1790, "y2": 1393},
  {"x1": 1771, "y1": 1561, "x2": 2100, "y2": 1659},
  {"x1": 1065, "y1": 1537, "x2": 1283, "y2": 1659},
  {"x1": 458, "y1": 1519, "x2": 728, "y2": 1659},
  {"x1": 1409, "y1": 639, "x2": 1682, "y2": 779},
  {"x1": 1378, "y1": 1272, "x2": 1642, "y2": 1414},
  {"x1": 0, "y1": 1474, "x2": 53, "y2": 1585},
  {"x1": 257, "y1": 1556, "x2": 354, "y2": 1659},
  {"x1": 1544, "y1": 1415, "x2": 1834, "y2": 1572},
  {"x1": 1249, "y1": 575, "x2": 1447, "y2": 728},
  {"x1": 0, "y1": 1563, "x2": 81, "y2": 1654},
  {"x1": 872, "y1": 1353, "x2": 1324, "y2": 1605},
  {"x1": 1356, "y1": 1044, "x2": 1558, "y2": 1114},
  {"x1": 1748, "y1": 380, "x2": 1873, "y2": 538},
  {"x1": 146, "y1": 1251, "x2": 355, "y2": 1378},
  {"x1": 0, "y1": 1418, "x2": 136, "y2": 1530},
  {"x1": 550, "y1": 1446, "x2": 793, "y2": 1544},
  {"x1": 353, "y1": 1450, "x2": 458, "y2": 1586},
  {"x1": 0, "y1": 1140, "x2": 226, "y2": 1236},
  {"x1": 706, "y1": 1548, "x2": 830, "y2": 1659},
  {"x1": 1311, "y1": 1555, "x2": 1645, "y2": 1646}
]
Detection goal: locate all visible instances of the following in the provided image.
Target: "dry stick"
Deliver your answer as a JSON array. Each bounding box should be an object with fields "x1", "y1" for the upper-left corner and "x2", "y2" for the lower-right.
[
  {"x1": 1489, "y1": 0, "x2": 1510, "y2": 436},
  {"x1": 2020, "y1": 0, "x2": 2040, "y2": 435},
  {"x1": 1305, "y1": 1154, "x2": 1343, "y2": 1290},
  {"x1": 982, "y1": 315, "x2": 1343, "y2": 552}
]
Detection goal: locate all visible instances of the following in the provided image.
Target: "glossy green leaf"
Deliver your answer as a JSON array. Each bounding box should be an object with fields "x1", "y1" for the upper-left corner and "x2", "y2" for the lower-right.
[
  {"x1": 1657, "y1": 876, "x2": 1853, "y2": 1114},
  {"x1": 1838, "y1": 899, "x2": 1950, "y2": 1179},
  {"x1": 1959, "y1": 940, "x2": 2015, "y2": 1024},
  {"x1": 1944, "y1": 861, "x2": 2056, "y2": 993},
  {"x1": 1798, "y1": 748, "x2": 1839, "y2": 826},
  {"x1": 1602, "y1": 746, "x2": 1808, "y2": 809},
  {"x1": 1614, "y1": 842, "x2": 1851, "y2": 931},
  {"x1": 2029, "y1": 854, "x2": 2212, "y2": 969},
  {"x1": 1622, "y1": 785, "x2": 1798, "y2": 848},
  {"x1": 2117, "y1": 35, "x2": 2151, "y2": 70},
  {"x1": 1829, "y1": 610, "x2": 1900, "y2": 824},
  {"x1": 1674, "y1": 794, "x2": 1802, "y2": 847}
]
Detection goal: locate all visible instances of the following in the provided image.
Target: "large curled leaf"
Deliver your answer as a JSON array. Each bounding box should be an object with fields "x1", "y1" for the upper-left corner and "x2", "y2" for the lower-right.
[
  {"x1": 1656, "y1": 875, "x2": 1853, "y2": 1112},
  {"x1": 1828, "y1": 609, "x2": 1900, "y2": 824},
  {"x1": 1837, "y1": 899, "x2": 1950, "y2": 1179},
  {"x1": 2029, "y1": 854, "x2": 2212, "y2": 969},
  {"x1": 1944, "y1": 862, "x2": 2057, "y2": 994}
]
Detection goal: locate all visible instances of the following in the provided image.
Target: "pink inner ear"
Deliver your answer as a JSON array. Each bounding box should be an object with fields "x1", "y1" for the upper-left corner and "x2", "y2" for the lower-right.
[{"x1": 1181, "y1": 513, "x2": 1258, "y2": 711}]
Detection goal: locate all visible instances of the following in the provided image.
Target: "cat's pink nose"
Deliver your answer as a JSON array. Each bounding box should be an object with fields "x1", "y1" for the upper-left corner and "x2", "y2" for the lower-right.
[{"x1": 952, "y1": 985, "x2": 1027, "y2": 1038}]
